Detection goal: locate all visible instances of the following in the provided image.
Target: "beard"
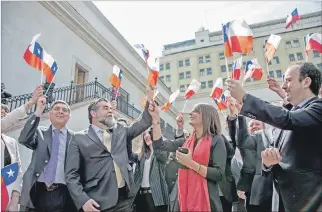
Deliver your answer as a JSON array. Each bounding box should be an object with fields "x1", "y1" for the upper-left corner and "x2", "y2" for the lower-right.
[{"x1": 99, "y1": 116, "x2": 116, "y2": 128}]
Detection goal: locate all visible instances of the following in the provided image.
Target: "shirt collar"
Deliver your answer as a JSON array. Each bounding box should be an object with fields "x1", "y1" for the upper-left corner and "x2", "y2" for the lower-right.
[
  {"x1": 296, "y1": 96, "x2": 315, "y2": 108},
  {"x1": 52, "y1": 126, "x2": 67, "y2": 135},
  {"x1": 91, "y1": 124, "x2": 104, "y2": 134}
]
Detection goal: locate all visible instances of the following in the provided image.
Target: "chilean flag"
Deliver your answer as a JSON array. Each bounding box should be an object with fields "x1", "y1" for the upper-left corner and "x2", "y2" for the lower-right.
[
  {"x1": 214, "y1": 93, "x2": 228, "y2": 110},
  {"x1": 134, "y1": 44, "x2": 150, "y2": 63},
  {"x1": 109, "y1": 65, "x2": 123, "y2": 88},
  {"x1": 1, "y1": 163, "x2": 19, "y2": 211},
  {"x1": 285, "y1": 8, "x2": 300, "y2": 29},
  {"x1": 210, "y1": 78, "x2": 223, "y2": 99},
  {"x1": 147, "y1": 58, "x2": 159, "y2": 86},
  {"x1": 245, "y1": 58, "x2": 263, "y2": 80},
  {"x1": 265, "y1": 34, "x2": 281, "y2": 63},
  {"x1": 222, "y1": 20, "x2": 254, "y2": 57},
  {"x1": 23, "y1": 34, "x2": 58, "y2": 83},
  {"x1": 161, "y1": 89, "x2": 180, "y2": 112},
  {"x1": 185, "y1": 79, "x2": 201, "y2": 100},
  {"x1": 304, "y1": 33, "x2": 322, "y2": 56},
  {"x1": 231, "y1": 57, "x2": 242, "y2": 80}
]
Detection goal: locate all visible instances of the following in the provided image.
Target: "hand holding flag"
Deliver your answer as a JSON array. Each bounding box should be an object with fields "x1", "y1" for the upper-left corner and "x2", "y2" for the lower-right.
[{"x1": 226, "y1": 79, "x2": 246, "y2": 103}]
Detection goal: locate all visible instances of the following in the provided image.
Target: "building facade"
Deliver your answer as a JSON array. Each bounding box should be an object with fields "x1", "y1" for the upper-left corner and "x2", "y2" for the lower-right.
[
  {"x1": 1, "y1": 2, "x2": 178, "y2": 169},
  {"x1": 158, "y1": 11, "x2": 322, "y2": 132}
]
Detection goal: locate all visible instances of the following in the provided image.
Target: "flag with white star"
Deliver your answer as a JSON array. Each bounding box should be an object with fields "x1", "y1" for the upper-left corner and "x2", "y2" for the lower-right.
[
  {"x1": 23, "y1": 34, "x2": 59, "y2": 83},
  {"x1": 1, "y1": 162, "x2": 19, "y2": 186}
]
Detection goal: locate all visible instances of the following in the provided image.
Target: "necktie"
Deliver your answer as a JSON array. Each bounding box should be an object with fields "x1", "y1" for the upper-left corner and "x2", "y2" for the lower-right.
[
  {"x1": 44, "y1": 129, "x2": 60, "y2": 187},
  {"x1": 103, "y1": 130, "x2": 123, "y2": 187}
]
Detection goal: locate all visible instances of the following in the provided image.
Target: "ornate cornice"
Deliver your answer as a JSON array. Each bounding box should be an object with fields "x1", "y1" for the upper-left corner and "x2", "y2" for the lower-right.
[{"x1": 39, "y1": 1, "x2": 178, "y2": 118}]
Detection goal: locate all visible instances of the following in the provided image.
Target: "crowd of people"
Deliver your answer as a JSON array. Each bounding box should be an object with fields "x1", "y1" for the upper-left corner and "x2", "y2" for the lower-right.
[{"x1": 1, "y1": 61, "x2": 322, "y2": 212}]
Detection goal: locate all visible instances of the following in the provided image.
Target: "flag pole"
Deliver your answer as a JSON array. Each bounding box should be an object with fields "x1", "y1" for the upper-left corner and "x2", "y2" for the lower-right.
[
  {"x1": 43, "y1": 76, "x2": 57, "y2": 97},
  {"x1": 182, "y1": 99, "x2": 188, "y2": 113},
  {"x1": 40, "y1": 60, "x2": 44, "y2": 84}
]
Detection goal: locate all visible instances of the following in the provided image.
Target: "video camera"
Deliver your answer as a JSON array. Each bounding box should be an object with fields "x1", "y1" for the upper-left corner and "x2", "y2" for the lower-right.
[{"x1": 1, "y1": 83, "x2": 12, "y2": 105}]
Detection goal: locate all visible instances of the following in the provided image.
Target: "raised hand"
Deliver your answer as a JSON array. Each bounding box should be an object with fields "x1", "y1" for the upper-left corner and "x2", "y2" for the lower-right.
[
  {"x1": 34, "y1": 96, "x2": 46, "y2": 117},
  {"x1": 176, "y1": 113, "x2": 184, "y2": 129},
  {"x1": 261, "y1": 148, "x2": 282, "y2": 166}
]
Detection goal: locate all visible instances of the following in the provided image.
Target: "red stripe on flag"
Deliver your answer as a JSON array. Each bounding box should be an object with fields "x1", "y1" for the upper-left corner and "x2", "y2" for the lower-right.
[
  {"x1": 250, "y1": 68, "x2": 263, "y2": 80},
  {"x1": 161, "y1": 102, "x2": 171, "y2": 111},
  {"x1": 309, "y1": 39, "x2": 322, "y2": 53},
  {"x1": 230, "y1": 36, "x2": 253, "y2": 55},
  {"x1": 109, "y1": 74, "x2": 121, "y2": 88},
  {"x1": 184, "y1": 90, "x2": 195, "y2": 100},
  {"x1": 232, "y1": 68, "x2": 241, "y2": 80},
  {"x1": 1, "y1": 177, "x2": 9, "y2": 211},
  {"x1": 147, "y1": 70, "x2": 159, "y2": 86},
  {"x1": 224, "y1": 42, "x2": 232, "y2": 57},
  {"x1": 23, "y1": 47, "x2": 43, "y2": 71}
]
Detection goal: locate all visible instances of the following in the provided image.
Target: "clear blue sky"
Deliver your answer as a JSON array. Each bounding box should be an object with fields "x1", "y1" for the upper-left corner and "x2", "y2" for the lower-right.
[{"x1": 94, "y1": 1, "x2": 321, "y2": 62}]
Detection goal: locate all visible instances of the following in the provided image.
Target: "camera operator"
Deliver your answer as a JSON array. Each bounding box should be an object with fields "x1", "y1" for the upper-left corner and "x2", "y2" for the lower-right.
[{"x1": 1, "y1": 83, "x2": 12, "y2": 104}]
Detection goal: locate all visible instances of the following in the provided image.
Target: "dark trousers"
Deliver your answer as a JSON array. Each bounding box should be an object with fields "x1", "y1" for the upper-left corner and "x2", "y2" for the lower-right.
[
  {"x1": 245, "y1": 193, "x2": 272, "y2": 212},
  {"x1": 220, "y1": 196, "x2": 232, "y2": 212},
  {"x1": 20, "y1": 182, "x2": 76, "y2": 212},
  {"x1": 134, "y1": 189, "x2": 167, "y2": 212},
  {"x1": 232, "y1": 198, "x2": 246, "y2": 212},
  {"x1": 102, "y1": 186, "x2": 134, "y2": 212}
]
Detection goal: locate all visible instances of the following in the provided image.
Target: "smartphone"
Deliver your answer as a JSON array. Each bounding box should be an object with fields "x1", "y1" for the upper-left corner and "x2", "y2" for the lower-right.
[{"x1": 178, "y1": 147, "x2": 188, "y2": 154}]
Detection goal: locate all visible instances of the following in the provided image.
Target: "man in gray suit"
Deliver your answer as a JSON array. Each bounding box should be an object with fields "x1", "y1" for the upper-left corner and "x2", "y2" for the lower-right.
[
  {"x1": 19, "y1": 96, "x2": 76, "y2": 212},
  {"x1": 65, "y1": 86, "x2": 156, "y2": 212}
]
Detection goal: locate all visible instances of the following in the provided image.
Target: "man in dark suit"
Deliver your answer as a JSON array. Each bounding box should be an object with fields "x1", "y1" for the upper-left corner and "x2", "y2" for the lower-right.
[
  {"x1": 65, "y1": 86, "x2": 156, "y2": 212},
  {"x1": 227, "y1": 62, "x2": 322, "y2": 212},
  {"x1": 19, "y1": 96, "x2": 76, "y2": 212}
]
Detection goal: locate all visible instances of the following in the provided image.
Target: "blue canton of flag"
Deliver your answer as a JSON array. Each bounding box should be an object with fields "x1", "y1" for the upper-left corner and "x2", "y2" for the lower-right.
[
  {"x1": 1, "y1": 162, "x2": 19, "y2": 186},
  {"x1": 33, "y1": 42, "x2": 43, "y2": 59},
  {"x1": 51, "y1": 61, "x2": 58, "y2": 75}
]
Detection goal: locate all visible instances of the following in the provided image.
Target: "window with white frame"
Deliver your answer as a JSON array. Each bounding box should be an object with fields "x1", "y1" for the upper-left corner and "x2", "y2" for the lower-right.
[
  {"x1": 200, "y1": 69, "x2": 205, "y2": 76},
  {"x1": 186, "y1": 71, "x2": 191, "y2": 79},
  {"x1": 198, "y1": 56, "x2": 204, "y2": 64},
  {"x1": 207, "y1": 67, "x2": 212, "y2": 75},
  {"x1": 205, "y1": 55, "x2": 211, "y2": 63},
  {"x1": 201, "y1": 81, "x2": 206, "y2": 89},
  {"x1": 185, "y1": 59, "x2": 190, "y2": 66},
  {"x1": 166, "y1": 63, "x2": 170, "y2": 70}
]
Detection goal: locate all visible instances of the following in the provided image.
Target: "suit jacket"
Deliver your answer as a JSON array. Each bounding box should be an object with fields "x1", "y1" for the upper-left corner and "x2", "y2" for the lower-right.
[
  {"x1": 133, "y1": 150, "x2": 169, "y2": 206},
  {"x1": 65, "y1": 103, "x2": 152, "y2": 211},
  {"x1": 241, "y1": 94, "x2": 322, "y2": 212},
  {"x1": 1, "y1": 105, "x2": 26, "y2": 133},
  {"x1": 237, "y1": 116, "x2": 273, "y2": 205},
  {"x1": 1, "y1": 134, "x2": 23, "y2": 199},
  {"x1": 18, "y1": 114, "x2": 73, "y2": 208},
  {"x1": 228, "y1": 116, "x2": 255, "y2": 193},
  {"x1": 152, "y1": 134, "x2": 227, "y2": 212},
  {"x1": 219, "y1": 135, "x2": 239, "y2": 203}
]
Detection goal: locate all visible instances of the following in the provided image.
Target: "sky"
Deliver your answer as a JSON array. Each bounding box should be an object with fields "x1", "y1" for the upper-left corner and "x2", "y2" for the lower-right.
[{"x1": 93, "y1": 1, "x2": 321, "y2": 62}]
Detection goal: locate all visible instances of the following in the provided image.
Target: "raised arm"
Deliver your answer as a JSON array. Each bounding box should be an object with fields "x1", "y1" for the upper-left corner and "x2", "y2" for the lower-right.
[
  {"x1": 127, "y1": 85, "x2": 156, "y2": 140},
  {"x1": 1, "y1": 85, "x2": 42, "y2": 133},
  {"x1": 241, "y1": 94, "x2": 322, "y2": 130},
  {"x1": 18, "y1": 96, "x2": 46, "y2": 150},
  {"x1": 127, "y1": 101, "x2": 152, "y2": 140},
  {"x1": 237, "y1": 116, "x2": 256, "y2": 150}
]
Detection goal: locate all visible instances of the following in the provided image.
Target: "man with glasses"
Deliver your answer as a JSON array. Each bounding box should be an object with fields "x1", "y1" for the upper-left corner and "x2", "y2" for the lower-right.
[{"x1": 19, "y1": 96, "x2": 77, "y2": 212}]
